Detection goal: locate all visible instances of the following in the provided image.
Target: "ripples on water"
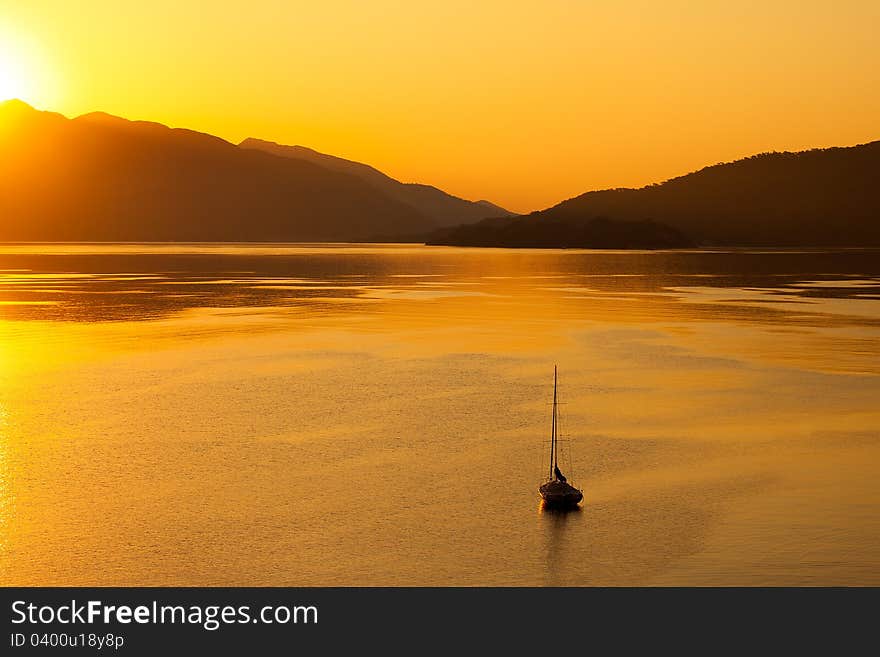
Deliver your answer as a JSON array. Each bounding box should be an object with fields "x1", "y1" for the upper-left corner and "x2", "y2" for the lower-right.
[{"x1": 0, "y1": 244, "x2": 878, "y2": 585}]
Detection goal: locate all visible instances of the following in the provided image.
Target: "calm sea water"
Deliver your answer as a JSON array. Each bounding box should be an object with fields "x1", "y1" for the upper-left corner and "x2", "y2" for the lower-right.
[{"x1": 1, "y1": 243, "x2": 878, "y2": 585}]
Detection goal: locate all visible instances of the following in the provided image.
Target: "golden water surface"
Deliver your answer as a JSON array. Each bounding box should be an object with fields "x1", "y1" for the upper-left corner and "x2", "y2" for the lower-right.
[{"x1": 1, "y1": 244, "x2": 878, "y2": 585}]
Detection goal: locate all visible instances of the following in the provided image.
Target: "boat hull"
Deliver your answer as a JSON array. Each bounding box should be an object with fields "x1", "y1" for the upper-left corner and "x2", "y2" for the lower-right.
[{"x1": 539, "y1": 480, "x2": 583, "y2": 507}]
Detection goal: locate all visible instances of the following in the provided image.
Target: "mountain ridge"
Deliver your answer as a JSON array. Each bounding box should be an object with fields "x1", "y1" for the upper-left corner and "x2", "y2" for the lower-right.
[
  {"x1": 240, "y1": 137, "x2": 512, "y2": 228},
  {"x1": 534, "y1": 141, "x2": 880, "y2": 246},
  {"x1": 2, "y1": 100, "x2": 877, "y2": 247},
  {"x1": 0, "y1": 100, "x2": 436, "y2": 241},
  {"x1": 432, "y1": 140, "x2": 880, "y2": 248}
]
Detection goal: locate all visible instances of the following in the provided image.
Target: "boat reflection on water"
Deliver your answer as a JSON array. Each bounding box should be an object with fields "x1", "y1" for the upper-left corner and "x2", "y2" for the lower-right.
[{"x1": 539, "y1": 502, "x2": 583, "y2": 585}]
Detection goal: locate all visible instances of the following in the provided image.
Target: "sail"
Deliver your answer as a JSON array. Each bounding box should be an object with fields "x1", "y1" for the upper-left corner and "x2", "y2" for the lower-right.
[{"x1": 554, "y1": 464, "x2": 567, "y2": 483}]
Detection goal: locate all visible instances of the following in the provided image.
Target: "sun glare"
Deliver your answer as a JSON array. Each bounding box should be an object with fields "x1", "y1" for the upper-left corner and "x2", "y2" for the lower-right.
[
  {"x1": 0, "y1": 35, "x2": 28, "y2": 101},
  {"x1": 0, "y1": 56, "x2": 28, "y2": 101},
  {"x1": 0, "y1": 26, "x2": 57, "y2": 106}
]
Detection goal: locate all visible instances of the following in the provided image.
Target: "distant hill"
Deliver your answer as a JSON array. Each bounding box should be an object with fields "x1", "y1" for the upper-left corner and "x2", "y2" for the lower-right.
[
  {"x1": 427, "y1": 216, "x2": 692, "y2": 249},
  {"x1": 0, "y1": 99, "x2": 437, "y2": 241},
  {"x1": 433, "y1": 140, "x2": 880, "y2": 248},
  {"x1": 536, "y1": 142, "x2": 880, "y2": 246},
  {"x1": 240, "y1": 138, "x2": 512, "y2": 228}
]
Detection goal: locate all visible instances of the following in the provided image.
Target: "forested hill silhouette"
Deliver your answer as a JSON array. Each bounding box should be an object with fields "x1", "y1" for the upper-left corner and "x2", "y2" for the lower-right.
[
  {"x1": 508, "y1": 142, "x2": 880, "y2": 247},
  {"x1": 431, "y1": 141, "x2": 880, "y2": 248},
  {"x1": 0, "y1": 100, "x2": 447, "y2": 241},
  {"x1": 240, "y1": 138, "x2": 512, "y2": 227},
  {"x1": 427, "y1": 215, "x2": 692, "y2": 248}
]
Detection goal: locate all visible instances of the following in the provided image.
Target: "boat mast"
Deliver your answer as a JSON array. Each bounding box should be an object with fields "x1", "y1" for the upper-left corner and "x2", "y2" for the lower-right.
[{"x1": 549, "y1": 365, "x2": 558, "y2": 480}]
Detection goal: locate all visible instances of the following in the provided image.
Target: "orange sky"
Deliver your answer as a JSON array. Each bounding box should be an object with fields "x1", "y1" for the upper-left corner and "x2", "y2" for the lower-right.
[{"x1": 1, "y1": 1, "x2": 879, "y2": 212}]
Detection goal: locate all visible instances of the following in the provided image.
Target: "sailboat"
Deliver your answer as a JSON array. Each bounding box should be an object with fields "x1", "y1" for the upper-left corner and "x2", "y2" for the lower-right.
[{"x1": 539, "y1": 366, "x2": 583, "y2": 508}]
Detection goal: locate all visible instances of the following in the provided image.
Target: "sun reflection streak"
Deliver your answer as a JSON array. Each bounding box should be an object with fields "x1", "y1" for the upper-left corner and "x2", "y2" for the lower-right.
[{"x1": 0, "y1": 399, "x2": 9, "y2": 555}]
